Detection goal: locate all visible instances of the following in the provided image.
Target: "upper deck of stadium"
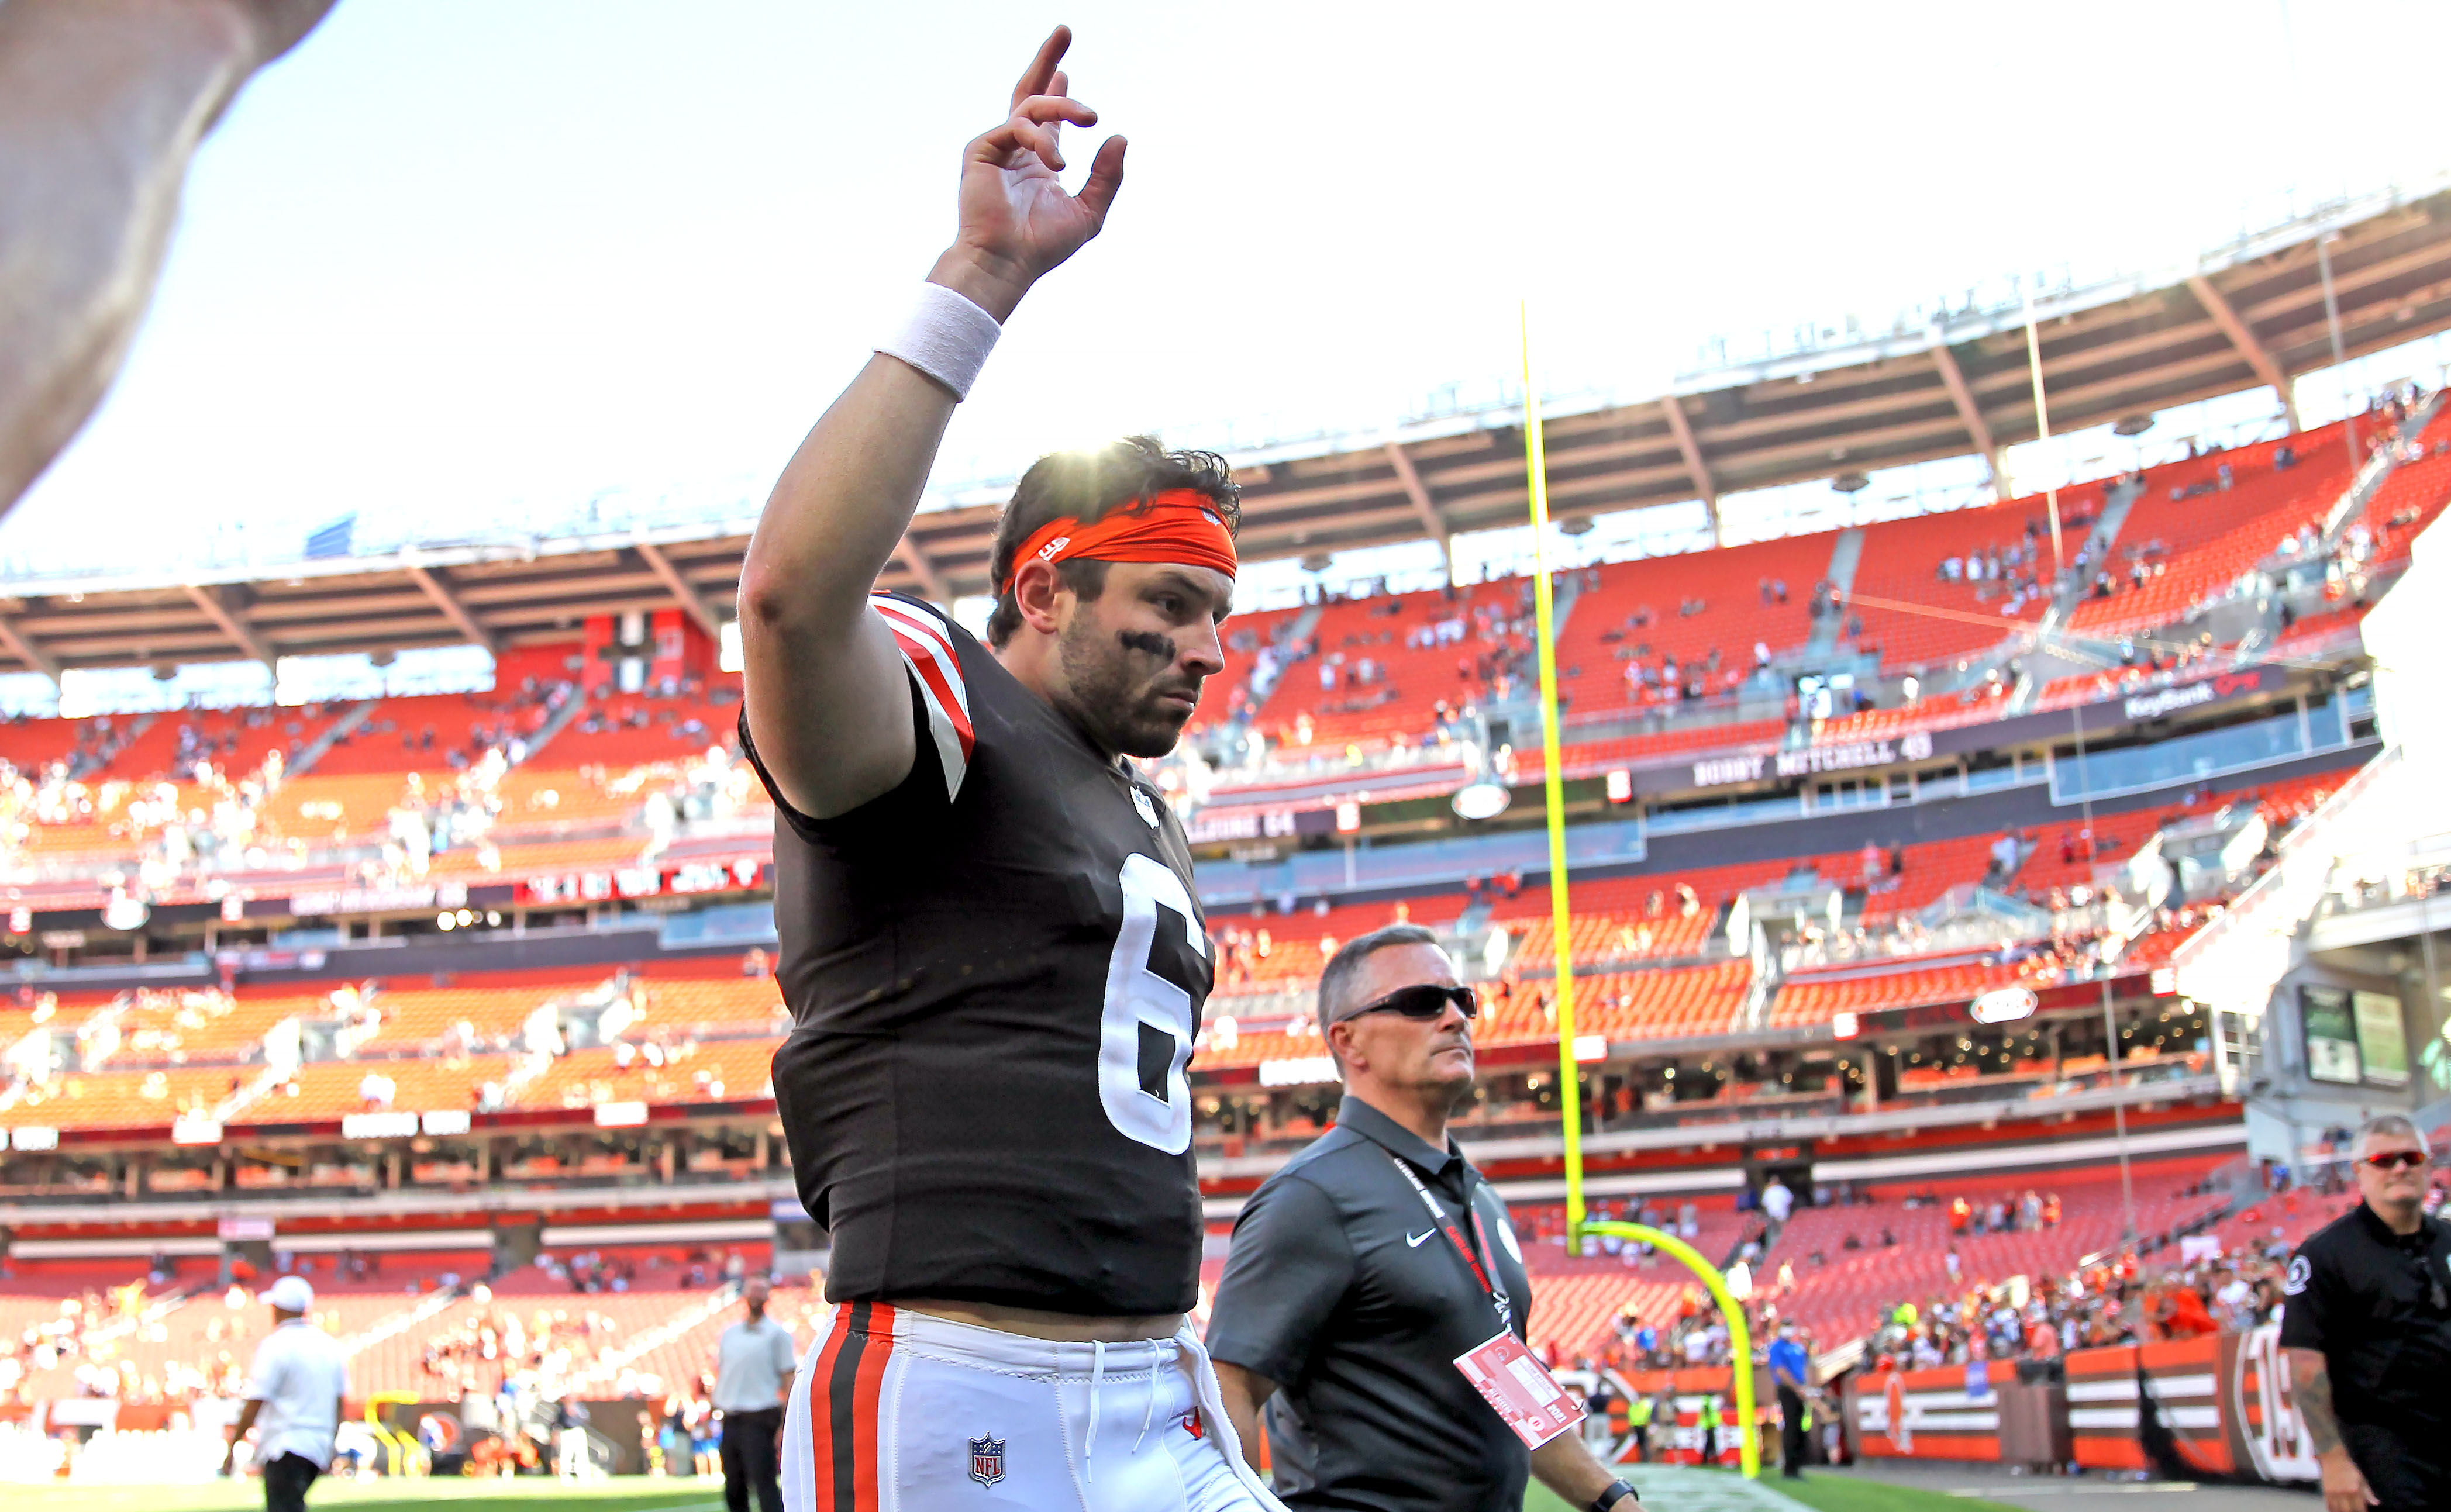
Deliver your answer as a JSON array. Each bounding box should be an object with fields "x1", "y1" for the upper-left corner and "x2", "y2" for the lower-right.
[{"x1": 6, "y1": 181, "x2": 2451, "y2": 678}]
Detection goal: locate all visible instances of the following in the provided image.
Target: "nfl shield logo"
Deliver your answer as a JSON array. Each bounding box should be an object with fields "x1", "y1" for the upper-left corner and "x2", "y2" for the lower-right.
[{"x1": 967, "y1": 1434, "x2": 1006, "y2": 1487}]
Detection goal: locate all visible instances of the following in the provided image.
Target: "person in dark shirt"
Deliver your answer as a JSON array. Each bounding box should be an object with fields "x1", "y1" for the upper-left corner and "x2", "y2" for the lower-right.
[
  {"x1": 736, "y1": 28, "x2": 1277, "y2": 1510},
  {"x1": 2279, "y1": 1114, "x2": 2451, "y2": 1512},
  {"x1": 1206, "y1": 926, "x2": 1638, "y2": 1512}
]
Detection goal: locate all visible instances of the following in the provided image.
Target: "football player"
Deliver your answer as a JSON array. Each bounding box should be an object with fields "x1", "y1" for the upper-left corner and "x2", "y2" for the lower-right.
[{"x1": 738, "y1": 27, "x2": 1278, "y2": 1512}]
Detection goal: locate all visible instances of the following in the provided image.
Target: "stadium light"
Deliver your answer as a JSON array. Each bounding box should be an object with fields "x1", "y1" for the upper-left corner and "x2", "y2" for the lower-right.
[
  {"x1": 1971, "y1": 986, "x2": 2039, "y2": 1024},
  {"x1": 1451, "y1": 781, "x2": 1510, "y2": 820}
]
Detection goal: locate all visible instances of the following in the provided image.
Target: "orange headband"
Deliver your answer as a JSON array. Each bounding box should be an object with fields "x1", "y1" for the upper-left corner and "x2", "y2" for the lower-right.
[{"x1": 1000, "y1": 488, "x2": 1239, "y2": 598}]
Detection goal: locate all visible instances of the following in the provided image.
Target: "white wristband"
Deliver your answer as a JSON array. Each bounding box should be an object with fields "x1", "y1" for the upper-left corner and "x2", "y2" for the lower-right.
[{"x1": 876, "y1": 282, "x2": 1003, "y2": 400}]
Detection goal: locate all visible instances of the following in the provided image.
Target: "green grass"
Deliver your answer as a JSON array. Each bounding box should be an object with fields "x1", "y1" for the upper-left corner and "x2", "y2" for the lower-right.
[
  {"x1": 1, "y1": 1468, "x2": 2028, "y2": 1512},
  {"x1": 0, "y1": 1483, "x2": 726, "y2": 1512},
  {"x1": 1769, "y1": 1473, "x2": 2026, "y2": 1512},
  {"x1": 1521, "y1": 1466, "x2": 2029, "y2": 1511}
]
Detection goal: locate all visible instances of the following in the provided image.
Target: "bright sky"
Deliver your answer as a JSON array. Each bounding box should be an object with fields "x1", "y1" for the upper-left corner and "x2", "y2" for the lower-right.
[{"x1": 9, "y1": 0, "x2": 2451, "y2": 584}]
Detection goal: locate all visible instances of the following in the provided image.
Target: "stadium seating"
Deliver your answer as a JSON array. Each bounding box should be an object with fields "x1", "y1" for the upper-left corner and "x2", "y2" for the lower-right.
[
  {"x1": 1554, "y1": 534, "x2": 1839, "y2": 715},
  {"x1": 2068, "y1": 424, "x2": 2353, "y2": 637},
  {"x1": 311, "y1": 691, "x2": 562, "y2": 778},
  {"x1": 1487, "y1": 861, "x2": 1800, "y2": 968},
  {"x1": 1759, "y1": 1159, "x2": 2231, "y2": 1341},
  {"x1": 0, "y1": 1065, "x2": 240, "y2": 1131},
  {"x1": 0, "y1": 714, "x2": 82, "y2": 774},
  {"x1": 260, "y1": 1057, "x2": 513, "y2": 1123},
  {"x1": 1265, "y1": 580, "x2": 1533, "y2": 746},
  {"x1": 1805, "y1": 682, "x2": 2011, "y2": 745},
  {"x1": 539, "y1": 675, "x2": 740, "y2": 769},
  {"x1": 1189, "y1": 602, "x2": 1314, "y2": 737},
  {"x1": 1770, "y1": 958, "x2": 2028, "y2": 1027},
  {"x1": 1843, "y1": 491, "x2": 2071, "y2": 674},
  {"x1": 1211, "y1": 896, "x2": 1469, "y2": 992},
  {"x1": 83, "y1": 706, "x2": 325, "y2": 786},
  {"x1": 112, "y1": 988, "x2": 331, "y2": 1067},
  {"x1": 2336, "y1": 404, "x2": 2451, "y2": 573}
]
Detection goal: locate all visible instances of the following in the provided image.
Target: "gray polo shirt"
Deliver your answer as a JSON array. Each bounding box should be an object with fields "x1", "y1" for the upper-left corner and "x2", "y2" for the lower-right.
[
  {"x1": 1206, "y1": 1095, "x2": 1535, "y2": 1512},
  {"x1": 712, "y1": 1314, "x2": 797, "y2": 1414}
]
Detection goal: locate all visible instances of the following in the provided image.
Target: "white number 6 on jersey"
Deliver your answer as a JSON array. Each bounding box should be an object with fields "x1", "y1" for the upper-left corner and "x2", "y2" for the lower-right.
[{"x1": 1098, "y1": 854, "x2": 1204, "y2": 1154}]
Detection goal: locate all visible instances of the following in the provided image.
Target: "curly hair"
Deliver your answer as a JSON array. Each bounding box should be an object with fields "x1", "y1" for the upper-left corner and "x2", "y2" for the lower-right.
[{"x1": 983, "y1": 437, "x2": 1240, "y2": 648}]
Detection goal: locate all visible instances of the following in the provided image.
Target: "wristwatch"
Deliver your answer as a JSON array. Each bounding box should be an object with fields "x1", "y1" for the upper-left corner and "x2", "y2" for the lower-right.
[{"x1": 1590, "y1": 1479, "x2": 1639, "y2": 1512}]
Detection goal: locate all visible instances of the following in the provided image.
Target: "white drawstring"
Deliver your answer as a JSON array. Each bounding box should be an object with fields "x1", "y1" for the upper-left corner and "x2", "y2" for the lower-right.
[
  {"x1": 1133, "y1": 1354, "x2": 1159, "y2": 1452},
  {"x1": 1084, "y1": 1339, "x2": 1106, "y2": 1483}
]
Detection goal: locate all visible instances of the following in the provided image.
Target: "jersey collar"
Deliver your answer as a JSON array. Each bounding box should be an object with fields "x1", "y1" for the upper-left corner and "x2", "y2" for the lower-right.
[
  {"x1": 1335, "y1": 1094, "x2": 1463, "y2": 1177},
  {"x1": 2355, "y1": 1199, "x2": 2444, "y2": 1249}
]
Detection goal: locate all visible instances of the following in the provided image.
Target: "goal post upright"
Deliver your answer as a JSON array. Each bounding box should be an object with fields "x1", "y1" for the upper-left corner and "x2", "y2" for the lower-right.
[
  {"x1": 1524, "y1": 307, "x2": 1758, "y2": 1479},
  {"x1": 1518, "y1": 304, "x2": 1585, "y2": 1242}
]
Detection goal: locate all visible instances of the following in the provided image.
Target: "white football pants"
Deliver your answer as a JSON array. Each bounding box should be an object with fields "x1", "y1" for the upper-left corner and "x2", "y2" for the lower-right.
[{"x1": 781, "y1": 1300, "x2": 1287, "y2": 1512}]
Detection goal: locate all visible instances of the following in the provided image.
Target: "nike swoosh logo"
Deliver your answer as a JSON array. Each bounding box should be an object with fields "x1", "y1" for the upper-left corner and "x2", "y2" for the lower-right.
[{"x1": 1405, "y1": 1230, "x2": 1436, "y2": 1248}]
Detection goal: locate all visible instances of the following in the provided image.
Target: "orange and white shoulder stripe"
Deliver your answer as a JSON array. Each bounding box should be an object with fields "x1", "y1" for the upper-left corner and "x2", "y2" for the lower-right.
[{"x1": 870, "y1": 595, "x2": 973, "y2": 799}]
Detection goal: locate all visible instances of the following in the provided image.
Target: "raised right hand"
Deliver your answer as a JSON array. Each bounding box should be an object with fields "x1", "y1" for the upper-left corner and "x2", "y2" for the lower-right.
[{"x1": 933, "y1": 26, "x2": 1126, "y2": 320}]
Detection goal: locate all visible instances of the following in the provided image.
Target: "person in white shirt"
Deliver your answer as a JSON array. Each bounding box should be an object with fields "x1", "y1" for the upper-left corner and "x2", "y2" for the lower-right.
[
  {"x1": 224, "y1": 1275, "x2": 349, "y2": 1512},
  {"x1": 1761, "y1": 1175, "x2": 1795, "y2": 1226}
]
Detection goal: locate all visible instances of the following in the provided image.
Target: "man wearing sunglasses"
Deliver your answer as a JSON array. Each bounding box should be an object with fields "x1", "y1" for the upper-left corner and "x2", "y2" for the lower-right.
[
  {"x1": 2280, "y1": 1113, "x2": 2450, "y2": 1512},
  {"x1": 1205, "y1": 925, "x2": 1640, "y2": 1512}
]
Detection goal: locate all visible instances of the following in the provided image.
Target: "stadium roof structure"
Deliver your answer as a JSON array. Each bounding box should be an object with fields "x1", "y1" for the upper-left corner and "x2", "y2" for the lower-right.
[{"x1": 9, "y1": 181, "x2": 2451, "y2": 679}]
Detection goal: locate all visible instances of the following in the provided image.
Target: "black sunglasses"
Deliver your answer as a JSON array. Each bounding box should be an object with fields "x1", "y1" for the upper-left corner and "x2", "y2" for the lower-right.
[
  {"x1": 1345, "y1": 983, "x2": 1478, "y2": 1023},
  {"x1": 2362, "y1": 1149, "x2": 2428, "y2": 1172}
]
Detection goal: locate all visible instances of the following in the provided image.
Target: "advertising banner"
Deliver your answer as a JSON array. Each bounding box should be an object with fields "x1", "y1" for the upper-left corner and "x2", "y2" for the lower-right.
[
  {"x1": 2066, "y1": 1337, "x2": 2229, "y2": 1476},
  {"x1": 2300, "y1": 986, "x2": 2362, "y2": 1085},
  {"x1": 1849, "y1": 1361, "x2": 2012, "y2": 1462},
  {"x1": 2350, "y1": 990, "x2": 2409, "y2": 1085}
]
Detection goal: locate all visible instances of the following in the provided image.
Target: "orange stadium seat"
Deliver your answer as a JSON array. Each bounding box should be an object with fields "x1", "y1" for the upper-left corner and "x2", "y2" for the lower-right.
[
  {"x1": 311, "y1": 691, "x2": 560, "y2": 777},
  {"x1": 2333, "y1": 403, "x2": 2451, "y2": 573},
  {"x1": 1189, "y1": 603, "x2": 1312, "y2": 737},
  {"x1": 1770, "y1": 958, "x2": 2027, "y2": 1027},
  {"x1": 517, "y1": 1038, "x2": 775, "y2": 1113},
  {"x1": 1553, "y1": 532, "x2": 1840, "y2": 716},
  {"x1": 262, "y1": 1055, "x2": 514, "y2": 1123},
  {"x1": 2068, "y1": 423, "x2": 2352, "y2": 637},
  {"x1": 1761, "y1": 1159, "x2": 2231, "y2": 1342},
  {"x1": 1266, "y1": 579, "x2": 1536, "y2": 746},
  {"x1": 539, "y1": 674, "x2": 742, "y2": 769},
  {"x1": 0, "y1": 714, "x2": 82, "y2": 772},
  {"x1": 1844, "y1": 491, "x2": 2071, "y2": 675},
  {"x1": 0, "y1": 1065, "x2": 244, "y2": 1131},
  {"x1": 1209, "y1": 895, "x2": 1468, "y2": 992}
]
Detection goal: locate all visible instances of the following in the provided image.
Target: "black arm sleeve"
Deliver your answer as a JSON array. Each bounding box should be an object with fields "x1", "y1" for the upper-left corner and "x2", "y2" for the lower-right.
[{"x1": 1204, "y1": 1175, "x2": 1356, "y2": 1390}]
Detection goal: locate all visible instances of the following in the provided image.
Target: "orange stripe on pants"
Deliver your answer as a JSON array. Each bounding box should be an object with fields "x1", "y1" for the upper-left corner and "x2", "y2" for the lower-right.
[
  {"x1": 806, "y1": 1303, "x2": 850, "y2": 1507},
  {"x1": 850, "y1": 1303, "x2": 895, "y2": 1511}
]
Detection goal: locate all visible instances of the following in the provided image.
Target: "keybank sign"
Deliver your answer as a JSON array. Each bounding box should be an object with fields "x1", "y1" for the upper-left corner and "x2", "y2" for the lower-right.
[{"x1": 2123, "y1": 669, "x2": 2266, "y2": 722}]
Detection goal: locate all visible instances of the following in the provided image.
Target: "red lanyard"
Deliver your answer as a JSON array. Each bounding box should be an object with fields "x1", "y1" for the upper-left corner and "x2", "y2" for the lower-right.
[{"x1": 1388, "y1": 1152, "x2": 1514, "y2": 1330}]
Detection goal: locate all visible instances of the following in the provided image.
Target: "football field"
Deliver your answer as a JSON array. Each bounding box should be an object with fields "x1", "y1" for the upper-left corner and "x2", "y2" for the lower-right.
[{"x1": 0, "y1": 1467, "x2": 2031, "y2": 1512}]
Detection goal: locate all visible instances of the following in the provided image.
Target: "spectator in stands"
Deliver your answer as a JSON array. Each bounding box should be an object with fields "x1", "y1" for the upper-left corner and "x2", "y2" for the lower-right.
[{"x1": 1761, "y1": 1173, "x2": 1794, "y2": 1228}]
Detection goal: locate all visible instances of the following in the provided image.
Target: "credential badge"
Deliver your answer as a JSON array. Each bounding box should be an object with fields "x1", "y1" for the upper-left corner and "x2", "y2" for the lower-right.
[{"x1": 967, "y1": 1433, "x2": 1006, "y2": 1487}]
